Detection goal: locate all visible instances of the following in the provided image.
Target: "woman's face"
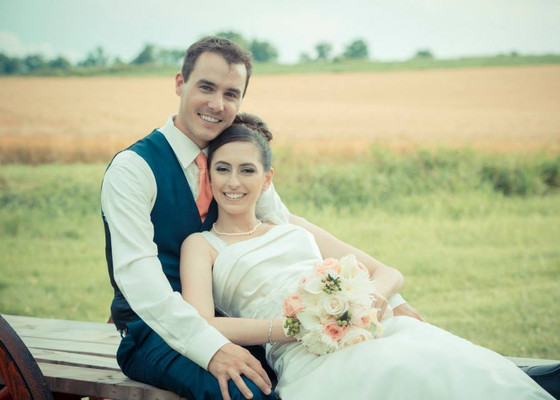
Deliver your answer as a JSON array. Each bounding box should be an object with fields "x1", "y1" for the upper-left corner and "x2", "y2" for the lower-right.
[{"x1": 209, "y1": 141, "x2": 273, "y2": 215}]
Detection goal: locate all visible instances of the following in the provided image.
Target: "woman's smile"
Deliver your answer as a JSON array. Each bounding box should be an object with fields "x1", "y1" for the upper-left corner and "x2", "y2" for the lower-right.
[{"x1": 224, "y1": 192, "x2": 246, "y2": 200}]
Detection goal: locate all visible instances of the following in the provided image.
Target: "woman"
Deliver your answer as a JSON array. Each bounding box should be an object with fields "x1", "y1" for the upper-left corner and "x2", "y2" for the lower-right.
[{"x1": 180, "y1": 114, "x2": 553, "y2": 399}]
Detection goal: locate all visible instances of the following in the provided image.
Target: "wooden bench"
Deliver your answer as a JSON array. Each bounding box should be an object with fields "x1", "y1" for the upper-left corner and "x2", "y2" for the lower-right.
[
  {"x1": 0, "y1": 314, "x2": 185, "y2": 400},
  {"x1": 1, "y1": 314, "x2": 558, "y2": 400}
]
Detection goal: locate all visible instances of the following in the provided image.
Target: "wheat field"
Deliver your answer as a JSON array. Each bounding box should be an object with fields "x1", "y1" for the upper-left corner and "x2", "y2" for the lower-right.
[{"x1": 1, "y1": 64, "x2": 559, "y2": 163}]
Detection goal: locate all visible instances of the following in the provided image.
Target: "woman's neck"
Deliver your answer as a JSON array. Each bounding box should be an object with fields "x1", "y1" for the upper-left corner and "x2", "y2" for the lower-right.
[{"x1": 212, "y1": 212, "x2": 261, "y2": 236}]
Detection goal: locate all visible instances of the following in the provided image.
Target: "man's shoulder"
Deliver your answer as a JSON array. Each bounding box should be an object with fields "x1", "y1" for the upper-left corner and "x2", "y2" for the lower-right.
[
  {"x1": 108, "y1": 149, "x2": 148, "y2": 170},
  {"x1": 106, "y1": 129, "x2": 162, "y2": 169},
  {"x1": 104, "y1": 150, "x2": 154, "y2": 186}
]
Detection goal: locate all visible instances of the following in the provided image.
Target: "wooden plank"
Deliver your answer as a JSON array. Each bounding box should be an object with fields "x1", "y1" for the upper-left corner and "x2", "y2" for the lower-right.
[
  {"x1": 0, "y1": 363, "x2": 186, "y2": 400},
  {"x1": 3, "y1": 315, "x2": 119, "y2": 342},
  {"x1": 4, "y1": 315, "x2": 116, "y2": 332},
  {"x1": 38, "y1": 363, "x2": 186, "y2": 400},
  {"x1": 22, "y1": 337, "x2": 118, "y2": 357},
  {"x1": 28, "y1": 348, "x2": 119, "y2": 371}
]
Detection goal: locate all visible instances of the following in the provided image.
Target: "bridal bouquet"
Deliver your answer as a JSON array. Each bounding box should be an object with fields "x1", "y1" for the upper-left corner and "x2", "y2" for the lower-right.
[{"x1": 282, "y1": 254, "x2": 384, "y2": 356}]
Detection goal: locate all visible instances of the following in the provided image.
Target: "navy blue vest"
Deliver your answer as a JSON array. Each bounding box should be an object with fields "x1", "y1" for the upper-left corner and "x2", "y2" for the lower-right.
[{"x1": 103, "y1": 130, "x2": 218, "y2": 330}]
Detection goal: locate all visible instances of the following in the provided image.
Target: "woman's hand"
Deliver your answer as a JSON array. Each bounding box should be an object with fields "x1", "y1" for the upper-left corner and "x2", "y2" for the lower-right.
[
  {"x1": 372, "y1": 292, "x2": 389, "y2": 321},
  {"x1": 393, "y1": 303, "x2": 425, "y2": 321}
]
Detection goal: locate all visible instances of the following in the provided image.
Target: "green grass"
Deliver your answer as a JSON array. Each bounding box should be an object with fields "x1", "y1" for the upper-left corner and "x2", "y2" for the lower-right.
[{"x1": 0, "y1": 149, "x2": 559, "y2": 359}]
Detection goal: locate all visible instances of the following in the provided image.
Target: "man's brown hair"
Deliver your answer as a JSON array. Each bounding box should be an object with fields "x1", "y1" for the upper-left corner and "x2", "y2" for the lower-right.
[{"x1": 181, "y1": 36, "x2": 253, "y2": 96}]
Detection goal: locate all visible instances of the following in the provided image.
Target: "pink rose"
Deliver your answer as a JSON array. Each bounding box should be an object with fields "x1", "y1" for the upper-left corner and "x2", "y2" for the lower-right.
[
  {"x1": 314, "y1": 258, "x2": 341, "y2": 277},
  {"x1": 324, "y1": 320, "x2": 347, "y2": 342},
  {"x1": 283, "y1": 295, "x2": 305, "y2": 318}
]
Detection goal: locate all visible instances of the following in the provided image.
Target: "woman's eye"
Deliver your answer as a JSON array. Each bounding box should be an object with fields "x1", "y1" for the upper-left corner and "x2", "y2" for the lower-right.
[
  {"x1": 241, "y1": 168, "x2": 255, "y2": 174},
  {"x1": 216, "y1": 166, "x2": 229, "y2": 173}
]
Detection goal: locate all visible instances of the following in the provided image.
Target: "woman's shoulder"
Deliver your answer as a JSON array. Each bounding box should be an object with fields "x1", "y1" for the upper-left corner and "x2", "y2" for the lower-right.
[
  {"x1": 181, "y1": 232, "x2": 221, "y2": 261},
  {"x1": 182, "y1": 231, "x2": 212, "y2": 249}
]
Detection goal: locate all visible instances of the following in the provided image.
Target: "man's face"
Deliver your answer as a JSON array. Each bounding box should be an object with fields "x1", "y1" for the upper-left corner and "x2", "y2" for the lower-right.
[{"x1": 174, "y1": 52, "x2": 247, "y2": 149}]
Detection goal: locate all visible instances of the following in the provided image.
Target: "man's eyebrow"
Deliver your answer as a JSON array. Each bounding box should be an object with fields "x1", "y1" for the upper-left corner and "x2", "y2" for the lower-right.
[
  {"x1": 226, "y1": 87, "x2": 242, "y2": 96},
  {"x1": 198, "y1": 79, "x2": 241, "y2": 96},
  {"x1": 197, "y1": 79, "x2": 216, "y2": 87}
]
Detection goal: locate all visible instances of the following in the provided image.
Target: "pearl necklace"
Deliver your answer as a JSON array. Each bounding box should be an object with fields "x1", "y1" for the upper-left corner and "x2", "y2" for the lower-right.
[{"x1": 212, "y1": 221, "x2": 262, "y2": 236}]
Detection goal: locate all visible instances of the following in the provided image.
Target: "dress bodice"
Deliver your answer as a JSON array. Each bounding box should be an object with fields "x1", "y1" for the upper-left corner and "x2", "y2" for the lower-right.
[{"x1": 201, "y1": 224, "x2": 322, "y2": 321}]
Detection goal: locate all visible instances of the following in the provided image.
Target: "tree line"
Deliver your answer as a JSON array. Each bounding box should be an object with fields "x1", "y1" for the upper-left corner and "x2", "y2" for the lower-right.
[{"x1": 0, "y1": 31, "x2": 395, "y2": 76}]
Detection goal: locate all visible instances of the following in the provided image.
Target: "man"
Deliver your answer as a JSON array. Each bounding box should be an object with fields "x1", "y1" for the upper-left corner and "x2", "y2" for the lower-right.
[{"x1": 101, "y1": 36, "x2": 420, "y2": 400}]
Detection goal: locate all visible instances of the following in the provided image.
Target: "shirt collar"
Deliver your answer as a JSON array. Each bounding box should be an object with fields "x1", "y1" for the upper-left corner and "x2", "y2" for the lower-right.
[{"x1": 158, "y1": 114, "x2": 207, "y2": 169}]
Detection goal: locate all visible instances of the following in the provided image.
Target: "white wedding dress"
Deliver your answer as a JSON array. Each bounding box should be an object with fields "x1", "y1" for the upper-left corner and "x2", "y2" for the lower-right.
[{"x1": 201, "y1": 224, "x2": 552, "y2": 400}]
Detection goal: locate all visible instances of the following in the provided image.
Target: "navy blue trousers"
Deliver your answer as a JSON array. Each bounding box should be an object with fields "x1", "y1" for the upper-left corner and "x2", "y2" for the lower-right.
[{"x1": 117, "y1": 319, "x2": 277, "y2": 400}]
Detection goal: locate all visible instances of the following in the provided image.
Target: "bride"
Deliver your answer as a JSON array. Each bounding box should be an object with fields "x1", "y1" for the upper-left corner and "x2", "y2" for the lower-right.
[{"x1": 180, "y1": 114, "x2": 553, "y2": 399}]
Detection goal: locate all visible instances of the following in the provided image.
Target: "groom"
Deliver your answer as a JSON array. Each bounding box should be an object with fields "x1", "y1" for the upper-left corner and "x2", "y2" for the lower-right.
[{"x1": 101, "y1": 36, "x2": 421, "y2": 400}]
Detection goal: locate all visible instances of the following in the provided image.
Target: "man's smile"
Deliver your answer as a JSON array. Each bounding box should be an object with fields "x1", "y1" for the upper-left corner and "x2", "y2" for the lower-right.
[{"x1": 199, "y1": 113, "x2": 222, "y2": 123}]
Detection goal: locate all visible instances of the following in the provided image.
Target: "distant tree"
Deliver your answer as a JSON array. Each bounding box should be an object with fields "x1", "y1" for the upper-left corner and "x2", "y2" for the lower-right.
[
  {"x1": 315, "y1": 42, "x2": 333, "y2": 61},
  {"x1": 0, "y1": 53, "x2": 9, "y2": 74},
  {"x1": 23, "y1": 54, "x2": 47, "y2": 72},
  {"x1": 215, "y1": 31, "x2": 248, "y2": 49},
  {"x1": 132, "y1": 43, "x2": 157, "y2": 64},
  {"x1": 79, "y1": 46, "x2": 108, "y2": 67},
  {"x1": 48, "y1": 56, "x2": 72, "y2": 70},
  {"x1": 299, "y1": 52, "x2": 312, "y2": 63},
  {"x1": 414, "y1": 49, "x2": 434, "y2": 59},
  {"x1": 1, "y1": 54, "x2": 22, "y2": 74},
  {"x1": 113, "y1": 56, "x2": 125, "y2": 66},
  {"x1": 159, "y1": 48, "x2": 184, "y2": 65},
  {"x1": 343, "y1": 39, "x2": 369, "y2": 59},
  {"x1": 249, "y1": 40, "x2": 278, "y2": 62}
]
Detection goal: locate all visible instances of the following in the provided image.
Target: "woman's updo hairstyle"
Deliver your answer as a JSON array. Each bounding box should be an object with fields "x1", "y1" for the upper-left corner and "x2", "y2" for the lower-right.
[{"x1": 208, "y1": 113, "x2": 273, "y2": 171}]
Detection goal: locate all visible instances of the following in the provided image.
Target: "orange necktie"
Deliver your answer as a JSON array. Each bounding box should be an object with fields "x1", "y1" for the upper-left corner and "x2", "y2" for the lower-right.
[{"x1": 194, "y1": 152, "x2": 213, "y2": 221}]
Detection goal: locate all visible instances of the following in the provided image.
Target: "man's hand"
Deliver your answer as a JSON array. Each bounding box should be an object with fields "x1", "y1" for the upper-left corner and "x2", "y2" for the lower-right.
[
  {"x1": 393, "y1": 303, "x2": 425, "y2": 321},
  {"x1": 208, "y1": 343, "x2": 272, "y2": 400}
]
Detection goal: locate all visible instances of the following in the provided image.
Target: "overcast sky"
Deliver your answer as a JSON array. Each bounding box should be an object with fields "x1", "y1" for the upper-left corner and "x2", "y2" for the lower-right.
[{"x1": 1, "y1": 0, "x2": 559, "y2": 64}]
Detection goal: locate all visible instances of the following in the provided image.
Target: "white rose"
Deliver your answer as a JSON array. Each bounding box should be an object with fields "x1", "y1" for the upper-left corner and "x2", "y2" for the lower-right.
[
  {"x1": 350, "y1": 306, "x2": 371, "y2": 329},
  {"x1": 322, "y1": 294, "x2": 349, "y2": 316}
]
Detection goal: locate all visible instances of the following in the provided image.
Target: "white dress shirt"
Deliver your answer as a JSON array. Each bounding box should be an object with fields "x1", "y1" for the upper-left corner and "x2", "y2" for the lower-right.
[{"x1": 101, "y1": 115, "x2": 290, "y2": 370}]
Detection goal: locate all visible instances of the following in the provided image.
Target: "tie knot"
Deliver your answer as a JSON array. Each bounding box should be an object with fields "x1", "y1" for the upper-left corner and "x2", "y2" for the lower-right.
[{"x1": 195, "y1": 152, "x2": 207, "y2": 170}]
